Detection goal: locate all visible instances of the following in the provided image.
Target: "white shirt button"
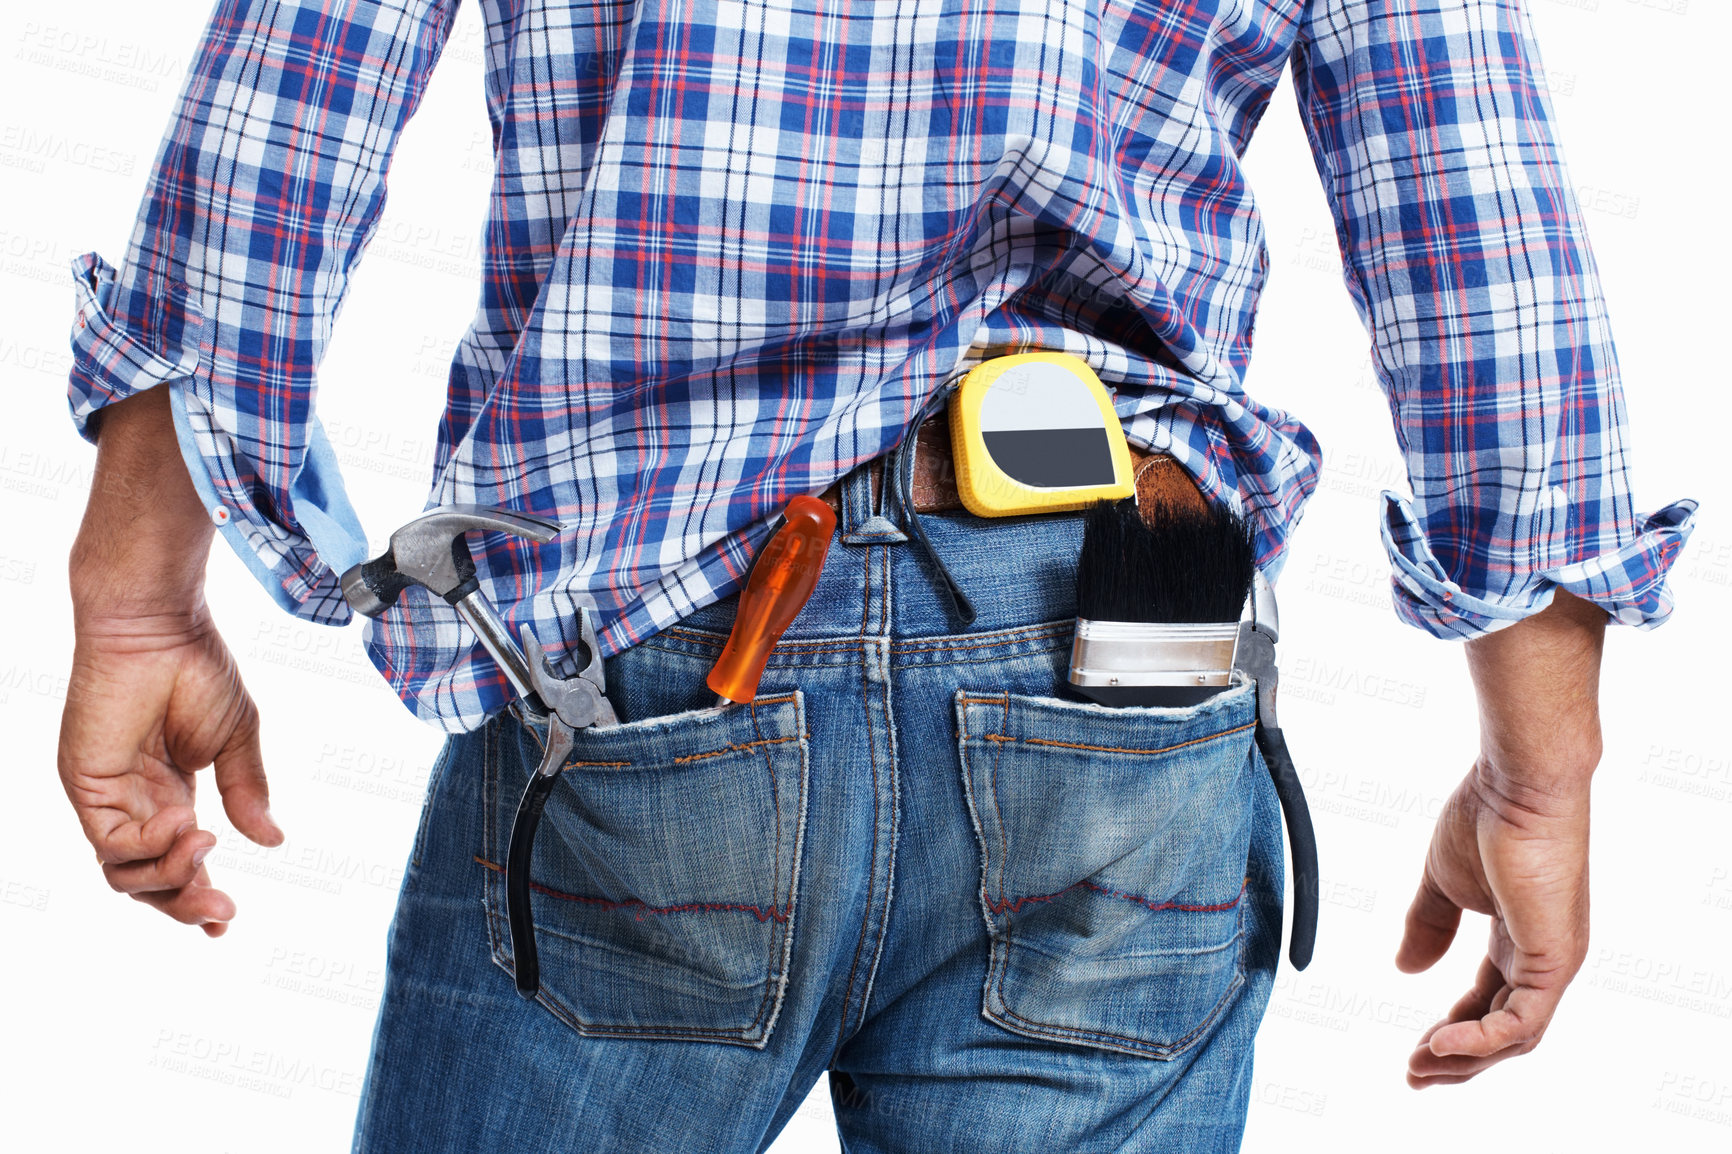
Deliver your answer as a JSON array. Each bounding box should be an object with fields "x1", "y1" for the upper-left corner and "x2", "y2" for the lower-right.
[{"x1": 211, "y1": 505, "x2": 232, "y2": 525}]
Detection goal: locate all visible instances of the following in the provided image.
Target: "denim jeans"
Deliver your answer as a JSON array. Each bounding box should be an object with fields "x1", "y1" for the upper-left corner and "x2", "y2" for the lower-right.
[{"x1": 353, "y1": 466, "x2": 1285, "y2": 1153}]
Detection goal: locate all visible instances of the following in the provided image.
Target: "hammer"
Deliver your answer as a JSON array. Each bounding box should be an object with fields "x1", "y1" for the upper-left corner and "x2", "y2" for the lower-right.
[{"x1": 339, "y1": 504, "x2": 562, "y2": 708}]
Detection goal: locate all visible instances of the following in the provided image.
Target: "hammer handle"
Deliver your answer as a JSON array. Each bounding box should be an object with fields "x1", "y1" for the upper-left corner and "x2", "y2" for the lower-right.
[{"x1": 453, "y1": 592, "x2": 540, "y2": 707}]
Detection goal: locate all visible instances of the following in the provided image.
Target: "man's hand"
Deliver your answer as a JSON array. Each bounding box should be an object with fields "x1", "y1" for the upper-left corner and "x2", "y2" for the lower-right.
[
  {"x1": 59, "y1": 387, "x2": 282, "y2": 936},
  {"x1": 1396, "y1": 590, "x2": 1607, "y2": 1087}
]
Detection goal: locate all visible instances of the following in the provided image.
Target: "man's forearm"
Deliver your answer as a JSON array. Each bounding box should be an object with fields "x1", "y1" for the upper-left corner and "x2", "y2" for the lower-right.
[
  {"x1": 1464, "y1": 591, "x2": 1607, "y2": 800},
  {"x1": 70, "y1": 387, "x2": 214, "y2": 620}
]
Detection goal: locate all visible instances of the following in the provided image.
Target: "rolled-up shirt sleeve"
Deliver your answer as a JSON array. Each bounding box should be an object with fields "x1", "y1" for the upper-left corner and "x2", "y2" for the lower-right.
[
  {"x1": 1291, "y1": 0, "x2": 1695, "y2": 638},
  {"x1": 66, "y1": 0, "x2": 458, "y2": 624}
]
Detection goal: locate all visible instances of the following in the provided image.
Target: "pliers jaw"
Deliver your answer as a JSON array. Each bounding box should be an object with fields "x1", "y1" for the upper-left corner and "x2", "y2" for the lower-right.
[{"x1": 519, "y1": 607, "x2": 619, "y2": 739}]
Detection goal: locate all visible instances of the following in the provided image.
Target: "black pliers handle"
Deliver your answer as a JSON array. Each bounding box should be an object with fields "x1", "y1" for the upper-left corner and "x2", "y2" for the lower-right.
[
  {"x1": 507, "y1": 607, "x2": 618, "y2": 998},
  {"x1": 1236, "y1": 574, "x2": 1320, "y2": 971}
]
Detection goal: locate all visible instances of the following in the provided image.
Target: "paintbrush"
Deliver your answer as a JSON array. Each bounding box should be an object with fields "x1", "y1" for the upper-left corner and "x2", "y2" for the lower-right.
[
  {"x1": 1068, "y1": 496, "x2": 1256, "y2": 707},
  {"x1": 1068, "y1": 493, "x2": 1321, "y2": 970}
]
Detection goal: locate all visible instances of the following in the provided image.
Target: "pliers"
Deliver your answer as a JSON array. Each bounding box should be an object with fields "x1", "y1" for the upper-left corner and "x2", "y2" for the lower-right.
[
  {"x1": 507, "y1": 606, "x2": 618, "y2": 997},
  {"x1": 1236, "y1": 573, "x2": 1320, "y2": 971}
]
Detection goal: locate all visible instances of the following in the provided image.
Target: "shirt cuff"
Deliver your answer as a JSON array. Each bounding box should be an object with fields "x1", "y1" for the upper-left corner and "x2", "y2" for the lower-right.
[
  {"x1": 1380, "y1": 492, "x2": 1699, "y2": 639},
  {"x1": 67, "y1": 252, "x2": 367, "y2": 625},
  {"x1": 66, "y1": 252, "x2": 202, "y2": 440}
]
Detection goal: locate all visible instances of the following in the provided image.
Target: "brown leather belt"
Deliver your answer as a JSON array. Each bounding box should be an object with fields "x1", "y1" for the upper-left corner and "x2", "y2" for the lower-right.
[{"x1": 818, "y1": 417, "x2": 1208, "y2": 518}]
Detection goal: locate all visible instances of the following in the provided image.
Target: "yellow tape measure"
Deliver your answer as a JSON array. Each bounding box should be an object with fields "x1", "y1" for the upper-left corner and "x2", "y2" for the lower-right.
[{"x1": 948, "y1": 352, "x2": 1135, "y2": 517}]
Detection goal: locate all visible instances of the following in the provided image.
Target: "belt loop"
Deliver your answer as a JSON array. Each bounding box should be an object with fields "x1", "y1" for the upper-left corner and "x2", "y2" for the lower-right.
[
  {"x1": 839, "y1": 463, "x2": 874, "y2": 535},
  {"x1": 839, "y1": 461, "x2": 907, "y2": 544}
]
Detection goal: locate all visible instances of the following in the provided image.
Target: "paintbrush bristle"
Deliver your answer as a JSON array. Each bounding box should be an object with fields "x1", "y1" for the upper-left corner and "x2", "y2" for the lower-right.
[{"x1": 1075, "y1": 497, "x2": 1256, "y2": 624}]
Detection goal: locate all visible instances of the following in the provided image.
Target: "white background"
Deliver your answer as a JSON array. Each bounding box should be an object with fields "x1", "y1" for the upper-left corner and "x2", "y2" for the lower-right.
[{"x1": 2, "y1": 0, "x2": 1726, "y2": 1150}]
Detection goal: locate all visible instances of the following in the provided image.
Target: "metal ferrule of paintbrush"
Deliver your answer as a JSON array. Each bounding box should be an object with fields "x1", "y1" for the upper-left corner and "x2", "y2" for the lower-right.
[{"x1": 1069, "y1": 618, "x2": 1241, "y2": 689}]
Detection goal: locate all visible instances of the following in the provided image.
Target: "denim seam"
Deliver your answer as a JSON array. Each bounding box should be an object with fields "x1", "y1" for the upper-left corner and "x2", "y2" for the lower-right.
[
  {"x1": 671, "y1": 734, "x2": 798, "y2": 763},
  {"x1": 891, "y1": 624, "x2": 1072, "y2": 655},
  {"x1": 644, "y1": 625, "x2": 1073, "y2": 680},
  {"x1": 832, "y1": 538, "x2": 906, "y2": 1060},
  {"x1": 652, "y1": 629, "x2": 1063, "y2": 652},
  {"x1": 1233, "y1": 883, "x2": 1250, "y2": 989},
  {"x1": 539, "y1": 694, "x2": 802, "y2": 774},
  {"x1": 893, "y1": 642, "x2": 1070, "y2": 664},
  {"x1": 982, "y1": 720, "x2": 1258, "y2": 758},
  {"x1": 753, "y1": 700, "x2": 785, "y2": 937},
  {"x1": 828, "y1": 542, "x2": 879, "y2": 1058},
  {"x1": 530, "y1": 1003, "x2": 777, "y2": 1043},
  {"x1": 753, "y1": 691, "x2": 811, "y2": 1050},
  {"x1": 858, "y1": 542, "x2": 871, "y2": 636},
  {"x1": 652, "y1": 621, "x2": 1070, "y2": 656},
  {"x1": 959, "y1": 693, "x2": 1018, "y2": 1052},
  {"x1": 481, "y1": 718, "x2": 506, "y2": 970},
  {"x1": 693, "y1": 704, "x2": 790, "y2": 1048},
  {"x1": 656, "y1": 631, "x2": 863, "y2": 651},
  {"x1": 849, "y1": 545, "x2": 900, "y2": 1039},
  {"x1": 956, "y1": 692, "x2": 1000, "y2": 946},
  {"x1": 831, "y1": 633, "x2": 880, "y2": 1061},
  {"x1": 879, "y1": 541, "x2": 889, "y2": 635},
  {"x1": 991, "y1": 696, "x2": 1010, "y2": 910},
  {"x1": 895, "y1": 650, "x2": 1069, "y2": 673},
  {"x1": 745, "y1": 697, "x2": 787, "y2": 1044}
]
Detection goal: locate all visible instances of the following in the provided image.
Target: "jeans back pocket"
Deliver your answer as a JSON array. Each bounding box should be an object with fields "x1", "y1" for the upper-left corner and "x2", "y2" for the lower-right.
[
  {"x1": 956, "y1": 684, "x2": 1258, "y2": 1060},
  {"x1": 483, "y1": 692, "x2": 809, "y2": 1048}
]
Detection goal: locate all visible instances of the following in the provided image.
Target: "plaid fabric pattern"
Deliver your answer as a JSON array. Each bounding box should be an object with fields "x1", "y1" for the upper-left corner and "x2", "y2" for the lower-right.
[{"x1": 68, "y1": 0, "x2": 1695, "y2": 733}]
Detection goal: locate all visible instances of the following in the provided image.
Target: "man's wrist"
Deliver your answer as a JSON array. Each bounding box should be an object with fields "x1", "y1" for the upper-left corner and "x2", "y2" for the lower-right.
[
  {"x1": 69, "y1": 387, "x2": 216, "y2": 619},
  {"x1": 1464, "y1": 590, "x2": 1607, "y2": 795}
]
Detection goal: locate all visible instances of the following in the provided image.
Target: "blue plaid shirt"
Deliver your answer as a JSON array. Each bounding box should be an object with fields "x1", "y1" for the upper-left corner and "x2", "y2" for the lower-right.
[{"x1": 67, "y1": 0, "x2": 1695, "y2": 733}]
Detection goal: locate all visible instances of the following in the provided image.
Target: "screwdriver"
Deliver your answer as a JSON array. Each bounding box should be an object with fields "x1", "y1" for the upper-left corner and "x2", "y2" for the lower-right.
[{"x1": 708, "y1": 494, "x2": 837, "y2": 705}]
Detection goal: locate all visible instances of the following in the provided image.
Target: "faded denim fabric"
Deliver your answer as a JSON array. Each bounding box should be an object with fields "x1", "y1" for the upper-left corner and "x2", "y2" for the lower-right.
[{"x1": 354, "y1": 468, "x2": 1284, "y2": 1153}]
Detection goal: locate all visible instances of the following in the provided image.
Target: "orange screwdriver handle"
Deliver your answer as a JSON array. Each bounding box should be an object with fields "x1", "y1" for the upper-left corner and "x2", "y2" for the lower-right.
[{"x1": 707, "y1": 495, "x2": 837, "y2": 704}]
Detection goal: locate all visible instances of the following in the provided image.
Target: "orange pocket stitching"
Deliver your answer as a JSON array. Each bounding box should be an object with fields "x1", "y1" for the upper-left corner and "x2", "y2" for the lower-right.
[
  {"x1": 671, "y1": 734, "x2": 797, "y2": 763},
  {"x1": 982, "y1": 720, "x2": 1255, "y2": 757}
]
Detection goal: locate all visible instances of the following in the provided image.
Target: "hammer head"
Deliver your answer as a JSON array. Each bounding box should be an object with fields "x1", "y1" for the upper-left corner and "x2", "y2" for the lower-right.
[{"x1": 340, "y1": 504, "x2": 564, "y2": 617}]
